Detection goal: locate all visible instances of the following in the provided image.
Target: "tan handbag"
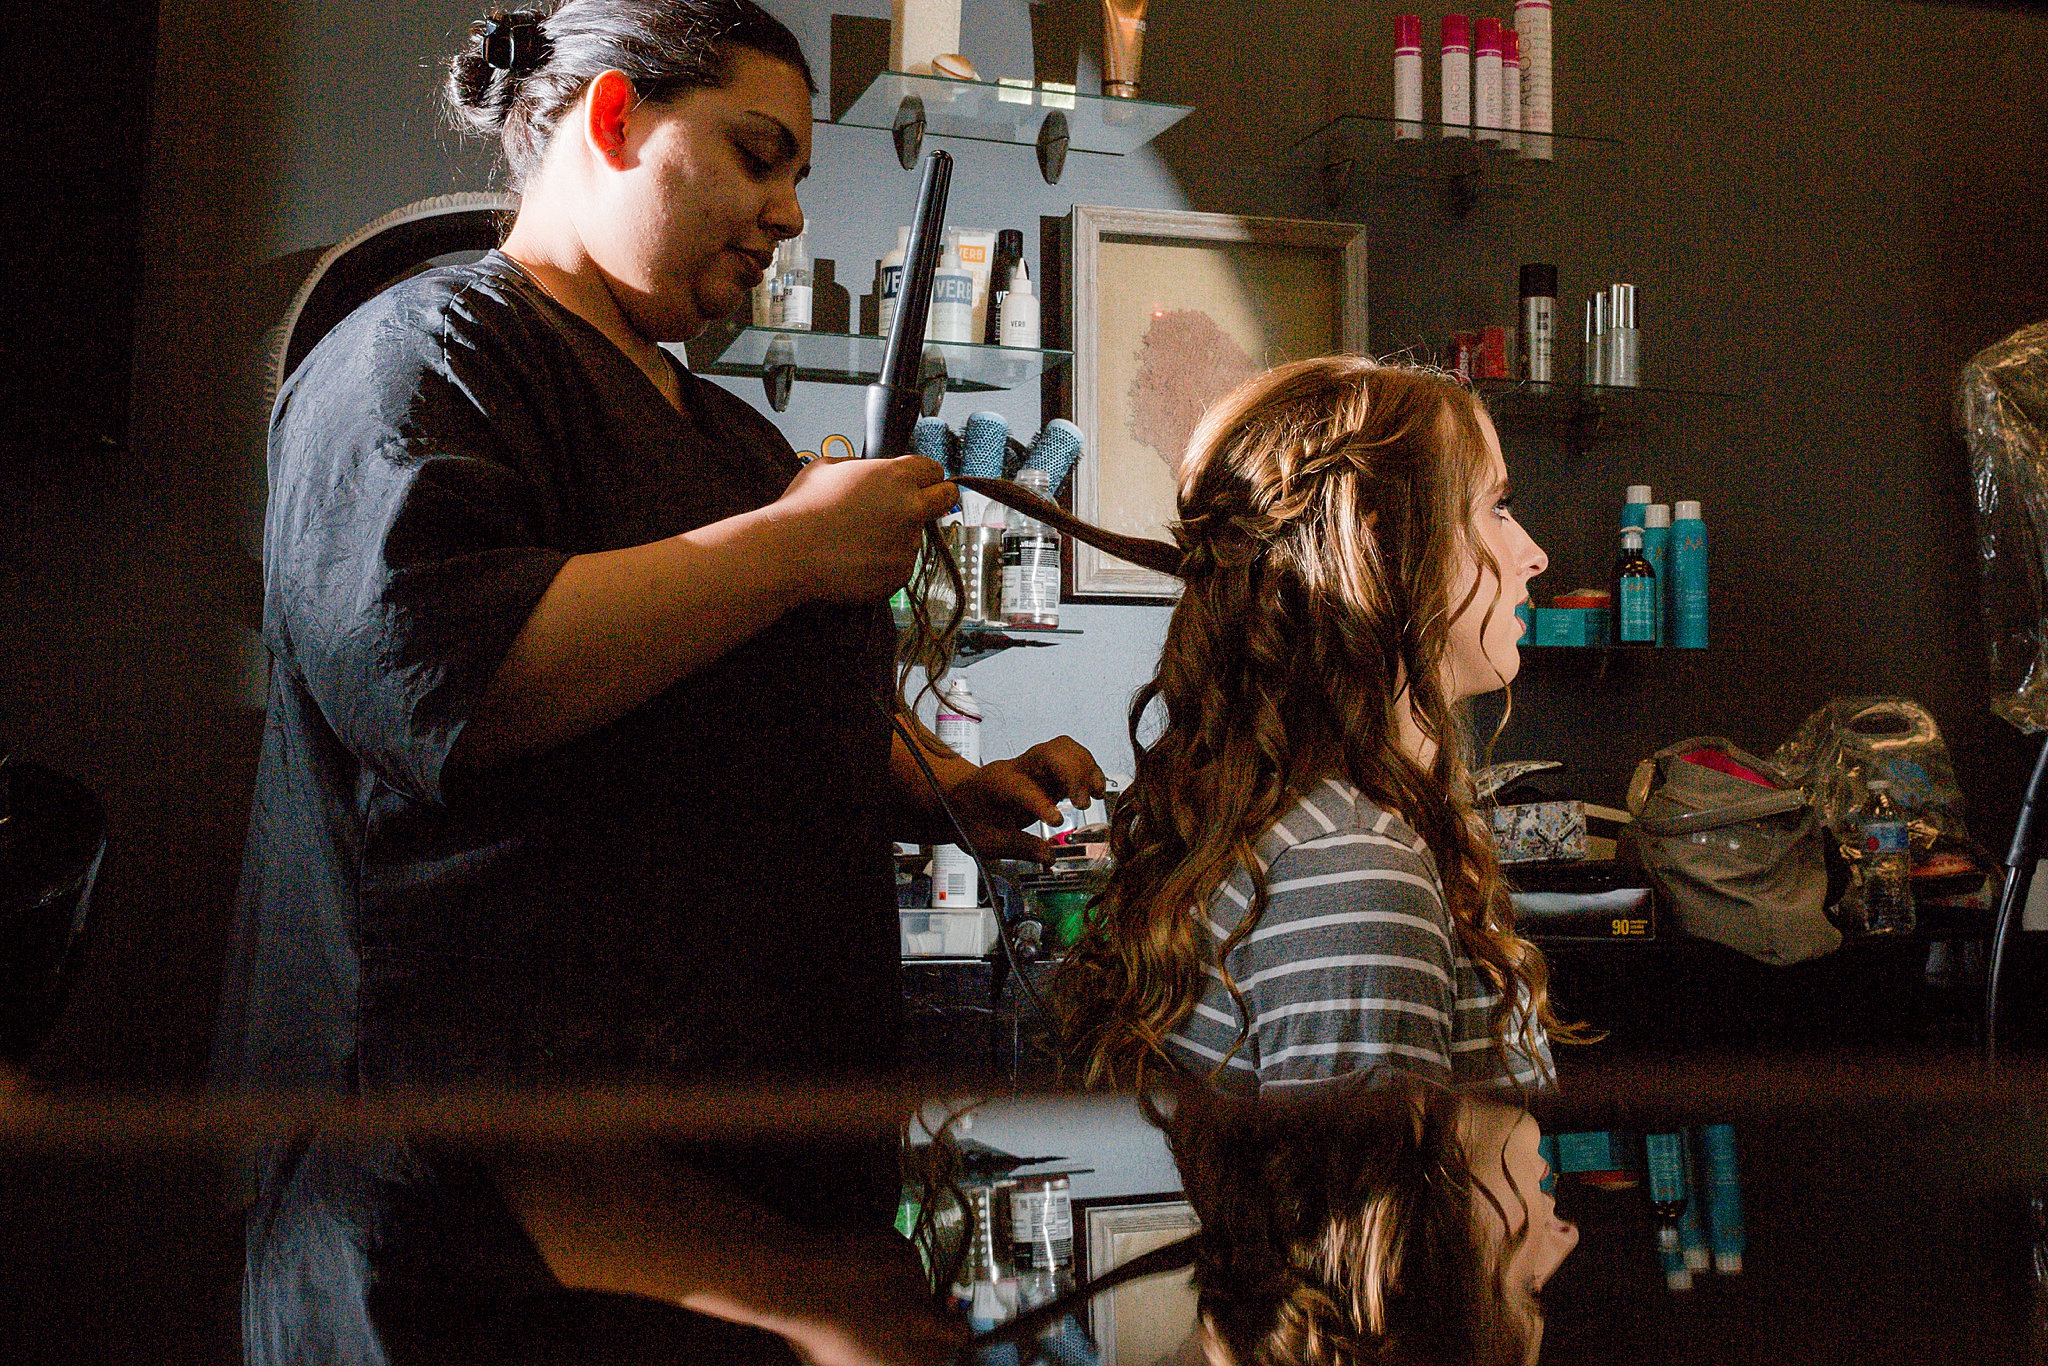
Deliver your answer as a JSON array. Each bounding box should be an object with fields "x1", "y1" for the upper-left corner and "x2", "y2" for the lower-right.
[{"x1": 1623, "y1": 736, "x2": 1840, "y2": 965}]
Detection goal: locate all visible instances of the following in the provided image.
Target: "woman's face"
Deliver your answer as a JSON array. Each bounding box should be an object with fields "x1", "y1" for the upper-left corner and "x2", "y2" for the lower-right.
[
  {"x1": 587, "y1": 47, "x2": 811, "y2": 341},
  {"x1": 1465, "y1": 1104, "x2": 1579, "y2": 1364},
  {"x1": 1444, "y1": 409, "x2": 1547, "y2": 700}
]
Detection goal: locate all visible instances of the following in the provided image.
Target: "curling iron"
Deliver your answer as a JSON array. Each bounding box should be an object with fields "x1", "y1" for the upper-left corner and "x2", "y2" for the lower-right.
[{"x1": 864, "y1": 149, "x2": 953, "y2": 460}]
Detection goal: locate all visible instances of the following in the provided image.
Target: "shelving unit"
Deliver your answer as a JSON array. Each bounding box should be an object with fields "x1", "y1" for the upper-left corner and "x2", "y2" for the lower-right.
[
  {"x1": 679, "y1": 326, "x2": 1070, "y2": 412},
  {"x1": 836, "y1": 70, "x2": 1192, "y2": 182},
  {"x1": 1280, "y1": 113, "x2": 1620, "y2": 216}
]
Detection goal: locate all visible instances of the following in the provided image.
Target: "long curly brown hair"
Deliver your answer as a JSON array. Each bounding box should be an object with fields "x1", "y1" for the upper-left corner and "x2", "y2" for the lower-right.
[
  {"x1": 1053, "y1": 356, "x2": 1568, "y2": 1089},
  {"x1": 1163, "y1": 1077, "x2": 1534, "y2": 1366}
]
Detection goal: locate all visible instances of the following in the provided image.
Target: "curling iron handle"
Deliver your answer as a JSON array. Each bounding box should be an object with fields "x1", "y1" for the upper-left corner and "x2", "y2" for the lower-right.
[{"x1": 864, "y1": 381, "x2": 922, "y2": 462}]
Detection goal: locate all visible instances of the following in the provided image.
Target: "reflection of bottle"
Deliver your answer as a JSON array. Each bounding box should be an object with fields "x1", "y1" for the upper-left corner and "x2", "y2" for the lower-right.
[
  {"x1": 1002, "y1": 468, "x2": 1061, "y2": 629},
  {"x1": 877, "y1": 226, "x2": 910, "y2": 336},
  {"x1": 1698, "y1": 1123, "x2": 1746, "y2": 1274},
  {"x1": 1644, "y1": 1131, "x2": 1693, "y2": 1291}
]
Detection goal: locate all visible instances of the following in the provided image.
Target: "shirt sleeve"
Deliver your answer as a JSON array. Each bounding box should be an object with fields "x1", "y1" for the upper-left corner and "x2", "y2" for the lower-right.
[
  {"x1": 1222, "y1": 832, "x2": 1460, "y2": 1093},
  {"x1": 263, "y1": 291, "x2": 574, "y2": 805}
]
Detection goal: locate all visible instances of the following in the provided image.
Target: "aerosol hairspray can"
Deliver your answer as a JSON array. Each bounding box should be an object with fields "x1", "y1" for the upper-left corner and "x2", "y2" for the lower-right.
[
  {"x1": 1440, "y1": 15, "x2": 1471, "y2": 138},
  {"x1": 1518, "y1": 263, "x2": 1557, "y2": 383},
  {"x1": 1393, "y1": 15, "x2": 1424, "y2": 140}
]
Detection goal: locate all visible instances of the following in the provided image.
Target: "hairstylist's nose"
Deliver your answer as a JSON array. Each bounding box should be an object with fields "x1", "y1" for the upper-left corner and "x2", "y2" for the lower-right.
[{"x1": 765, "y1": 186, "x2": 804, "y2": 240}]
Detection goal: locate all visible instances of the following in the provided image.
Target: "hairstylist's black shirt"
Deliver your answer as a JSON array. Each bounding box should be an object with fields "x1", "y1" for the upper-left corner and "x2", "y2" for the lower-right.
[{"x1": 213, "y1": 251, "x2": 900, "y2": 1106}]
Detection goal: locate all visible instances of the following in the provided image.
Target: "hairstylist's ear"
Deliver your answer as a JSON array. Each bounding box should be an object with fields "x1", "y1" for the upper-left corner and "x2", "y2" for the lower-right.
[{"x1": 583, "y1": 69, "x2": 637, "y2": 166}]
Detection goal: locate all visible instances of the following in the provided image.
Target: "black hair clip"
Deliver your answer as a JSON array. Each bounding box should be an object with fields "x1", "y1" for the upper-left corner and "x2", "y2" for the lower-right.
[{"x1": 481, "y1": 11, "x2": 548, "y2": 73}]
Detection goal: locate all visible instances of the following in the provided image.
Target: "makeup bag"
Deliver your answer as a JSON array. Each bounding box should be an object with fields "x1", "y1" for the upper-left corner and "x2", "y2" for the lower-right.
[{"x1": 1622, "y1": 736, "x2": 1839, "y2": 965}]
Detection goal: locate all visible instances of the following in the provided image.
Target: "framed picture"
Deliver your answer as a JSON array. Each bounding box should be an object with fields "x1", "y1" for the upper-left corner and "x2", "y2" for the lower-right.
[
  {"x1": 1073, "y1": 1193, "x2": 1203, "y2": 1366},
  {"x1": 1058, "y1": 205, "x2": 1368, "y2": 601}
]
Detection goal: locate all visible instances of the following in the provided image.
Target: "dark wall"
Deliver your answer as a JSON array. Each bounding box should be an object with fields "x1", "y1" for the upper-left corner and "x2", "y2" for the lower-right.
[
  {"x1": 1126, "y1": 0, "x2": 2048, "y2": 835},
  {"x1": 13, "y1": 0, "x2": 2048, "y2": 1088}
]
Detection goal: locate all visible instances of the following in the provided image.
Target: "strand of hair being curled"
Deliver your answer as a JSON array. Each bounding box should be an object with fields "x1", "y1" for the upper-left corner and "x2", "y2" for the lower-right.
[{"x1": 1052, "y1": 356, "x2": 1578, "y2": 1092}]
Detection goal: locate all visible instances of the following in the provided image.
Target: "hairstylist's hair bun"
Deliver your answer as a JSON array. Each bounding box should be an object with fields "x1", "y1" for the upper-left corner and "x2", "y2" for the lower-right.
[{"x1": 446, "y1": 11, "x2": 539, "y2": 138}]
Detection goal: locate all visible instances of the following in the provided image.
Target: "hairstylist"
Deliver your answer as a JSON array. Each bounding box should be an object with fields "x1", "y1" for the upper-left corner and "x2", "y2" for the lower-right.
[{"x1": 211, "y1": 3, "x2": 1102, "y2": 1363}]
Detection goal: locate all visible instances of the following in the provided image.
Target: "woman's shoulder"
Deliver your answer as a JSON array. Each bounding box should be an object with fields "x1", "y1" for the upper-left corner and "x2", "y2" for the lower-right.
[{"x1": 1254, "y1": 779, "x2": 1435, "y2": 874}]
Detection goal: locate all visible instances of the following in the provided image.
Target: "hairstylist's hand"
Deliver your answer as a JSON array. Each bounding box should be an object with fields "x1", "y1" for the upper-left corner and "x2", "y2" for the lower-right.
[
  {"x1": 769, "y1": 454, "x2": 955, "y2": 603},
  {"x1": 941, "y1": 737, "x2": 1108, "y2": 866},
  {"x1": 783, "y1": 1229, "x2": 967, "y2": 1366}
]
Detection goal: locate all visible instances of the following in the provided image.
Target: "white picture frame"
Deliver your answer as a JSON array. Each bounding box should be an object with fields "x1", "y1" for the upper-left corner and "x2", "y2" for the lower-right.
[
  {"x1": 1065, "y1": 205, "x2": 1368, "y2": 600},
  {"x1": 1074, "y1": 1194, "x2": 1204, "y2": 1366}
]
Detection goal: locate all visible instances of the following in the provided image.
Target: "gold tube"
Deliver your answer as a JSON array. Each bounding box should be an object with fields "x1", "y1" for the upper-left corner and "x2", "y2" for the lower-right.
[{"x1": 1101, "y1": 0, "x2": 1148, "y2": 99}]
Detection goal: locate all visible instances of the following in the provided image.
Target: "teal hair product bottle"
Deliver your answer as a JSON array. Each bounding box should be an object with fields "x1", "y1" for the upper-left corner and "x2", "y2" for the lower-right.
[
  {"x1": 1641, "y1": 503, "x2": 1672, "y2": 646},
  {"x1": 1644, "y1": 1131, "x2": 1693, "y2": 1291},
  {"x1": 1613, "y1": 527, "x2": 1657, "y2": 647},
  {"x1": 1622, "y1": 483, "x2": 1652, "y2": 529},
  {"x1": 1698, "y1": 1123, "x2": 1746, "y2": 1274},
  {"x1": 1672, "y1": 499, "x2": 1709, "y2": 648},
  {"x1": 1676, "y1": 1130, "x2": 1709, "y2": 1272}
]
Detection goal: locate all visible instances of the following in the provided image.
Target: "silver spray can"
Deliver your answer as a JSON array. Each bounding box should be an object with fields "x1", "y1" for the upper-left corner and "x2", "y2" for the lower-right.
[{"x1": 1518, "y1": 263, "x2": 1557, "y2": 383}]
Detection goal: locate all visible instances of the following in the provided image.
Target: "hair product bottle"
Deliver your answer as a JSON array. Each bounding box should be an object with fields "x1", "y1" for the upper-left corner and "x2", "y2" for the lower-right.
[
  {"x1": 1622, "y1": 484, "x2": 1652, "y2": 528},
  {"x1": 927, "y1": 229, "x2": 977, "y2": 343},
  {"x1": 983, "y1": 228, "x2": 1025, "y2": 344},
  {"x1": 999, "y1": 262, "x2": 1040, "y2": 349},
  {"x1": 777, "y1": 228, "x2": 812, "y2": 331},
  {"x1": 1514, "y1": 0, "x2": 1553, "y2": 160},
  {"x1": 1641, "y1": 502, "x2": 1672, "y2": 645},
  {"x1": 1644, "y1": 1131, "x2": 1694, "y2": 1291},
  {"x1": 1672, "y1": 499, "x2": 1709, "y2": 648},
  {"x1": 931, "y1": 677, "x2": 982, "y2": 907},
  {"x1": 1698, "y1": 1124, "x2": 1746, "y2": 1274},
  {"x1": 1518, "y1": 262, "x2": 1557, "y2": 382},
  {"x1": 1394, "y1": 14, "x2": 1424, "y2": 140},
  {"x1": 1607, "y1": 282, "x2": 1639, "y2": 386},
  {"x1": 1473, "y1": 17, "x2": 1503, "y2": 141},
  {"x1": 1002, "y1": 467, "x2": 1061, "y2": 628},
  {"x1": 877, "y1": 226, "x2": 910, "y2": 336},
  {"x1": 1440, "y1": 15, "x2": 1471, "y2": 138},
  {"x1": 1613, "y1": 526, "x2": 1656, "y2": 647}
]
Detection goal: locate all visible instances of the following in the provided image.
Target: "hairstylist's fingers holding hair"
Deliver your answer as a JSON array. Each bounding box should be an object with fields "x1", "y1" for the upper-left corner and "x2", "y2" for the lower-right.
[
  {"x1": 767, "y1": 454, "x2": 955, "y2": 601},
  {"x1": 937, "y1": 736, "x2": 1108, "y2": 865}
]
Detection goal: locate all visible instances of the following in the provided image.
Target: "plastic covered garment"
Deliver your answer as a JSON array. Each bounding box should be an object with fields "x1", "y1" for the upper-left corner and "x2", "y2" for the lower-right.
[
  {"x1": 1771, "y1": 696, "x2": 1969, "y2": 853},
  {"x1": 1963, "y1": 321, "x2": 2048, "y2": 733}
]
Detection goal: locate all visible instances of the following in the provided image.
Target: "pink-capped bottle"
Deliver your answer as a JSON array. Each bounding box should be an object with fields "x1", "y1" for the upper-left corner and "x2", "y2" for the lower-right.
[
  {"x1": 1394, "y1": 15, "x2": 1423, "y2": 141},
  {"x1": 1474, "y1": 17, "x2": 1503, "y2": 141},
  {"x1": 1440, "y1": 15, "x2": 1470, "y2": 139}
]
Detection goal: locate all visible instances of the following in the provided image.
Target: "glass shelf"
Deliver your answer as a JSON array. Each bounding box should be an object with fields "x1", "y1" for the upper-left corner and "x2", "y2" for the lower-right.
[
  {"x1": 955, "y1": 624, "x2": 1083, "y2": 666},
  {"x1": 1282, "y1": 113, "x2": 1621, "y2": 177},
  {"x1": 685, "y1": 327, "x2": 1071, "y2": 393},
  {"x1": 837, "y1": 71, "x2": 1191, "y2": 157},
  {"x1": 1475, "y1": 378, "x2": 1742, "y2": 452}
]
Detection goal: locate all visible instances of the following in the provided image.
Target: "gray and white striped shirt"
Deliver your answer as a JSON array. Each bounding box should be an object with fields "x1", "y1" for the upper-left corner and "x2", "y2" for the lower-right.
[{"x1": 1164, "y1": 778, "x2": 1552, "y2": 1095}]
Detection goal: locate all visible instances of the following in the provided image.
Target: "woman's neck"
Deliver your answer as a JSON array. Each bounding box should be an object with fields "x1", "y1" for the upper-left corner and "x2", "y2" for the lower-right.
[{"x1": 501, "y1": 218, "x2": 684, "y2": 411}]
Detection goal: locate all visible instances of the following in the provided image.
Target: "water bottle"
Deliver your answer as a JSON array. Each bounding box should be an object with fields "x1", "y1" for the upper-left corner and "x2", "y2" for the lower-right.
[
  {"x1": 1001, "y1": 468, "x2": 1061, "y2": 629},
  {"x1": 1858, "y1": 779, "x2": 1915, "y2": 934}
]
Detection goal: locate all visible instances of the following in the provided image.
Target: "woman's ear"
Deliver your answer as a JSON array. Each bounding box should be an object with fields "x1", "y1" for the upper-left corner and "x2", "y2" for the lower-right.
[{"x1": 582, "y1": 69, "x2": 638, "y2": 166}]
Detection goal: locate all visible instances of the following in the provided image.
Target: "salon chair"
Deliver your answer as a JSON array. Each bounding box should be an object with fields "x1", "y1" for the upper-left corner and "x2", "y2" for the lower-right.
[{"x1": 0, "y1": 756, "x2": 106, "y2": 1067}]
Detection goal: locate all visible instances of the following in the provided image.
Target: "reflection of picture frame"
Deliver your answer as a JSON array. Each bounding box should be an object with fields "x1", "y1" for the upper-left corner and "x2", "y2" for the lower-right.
[
  {"x1": 1062, "y1": 205, "x2": 1368, "y2": 601},
  {"x1": 1074, "y1": 1193, "x2": 1202, "y2": 1366}
]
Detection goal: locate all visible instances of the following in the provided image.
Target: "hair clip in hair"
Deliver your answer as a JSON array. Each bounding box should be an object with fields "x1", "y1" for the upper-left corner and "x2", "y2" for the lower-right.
[{"x1": 481, "y1": 11, "x2": 547, "y2": 73}]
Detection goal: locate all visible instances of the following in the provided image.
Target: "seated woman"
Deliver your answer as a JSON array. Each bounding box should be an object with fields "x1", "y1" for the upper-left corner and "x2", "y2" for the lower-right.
[
  {"x1": 1056, "y1": 356, "x2": 1572, "y2": 1094},
  {"x1": 1163, "y1": 1077, "x2": 1578, "y2": 1366}
]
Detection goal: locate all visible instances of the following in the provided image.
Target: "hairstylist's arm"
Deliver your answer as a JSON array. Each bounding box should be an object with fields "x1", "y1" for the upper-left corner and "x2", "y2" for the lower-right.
[
  {"x1": 494, "y1": 1144, "x2": 964, "y2": 1366},
  {"x1": 891, "y1": 724, "x2": 1107, "y2": 864},
  {"x1": 450, "y1": 455, "x2": 954, "y2": 778}
]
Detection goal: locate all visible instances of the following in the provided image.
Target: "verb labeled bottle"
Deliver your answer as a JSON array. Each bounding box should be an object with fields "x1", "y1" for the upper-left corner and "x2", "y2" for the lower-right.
[
  {"x1": 1613, "y1": 526, "x2": 1657, "y2": 647},
  {"x1": 927, "y1": 229, "x2": 978, "y2": 343},
  {"x1": 931, "y1": 678, "x2": 982, "y2": 907},
  {"x1": 1672, "y1": 499, "x2": 1709, "y2": 648},
  {"x1": 999, "y1": 262, "x2": 1040, "y2": 349},
  {"x1": 1002, "y1": 468, "x2": 1061, "y2": 628},
  {"x1": 876, "y1": 226, "x2": 911, "y2": 336}
]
